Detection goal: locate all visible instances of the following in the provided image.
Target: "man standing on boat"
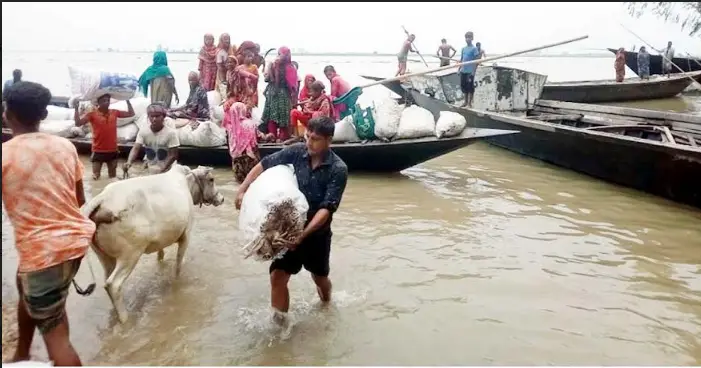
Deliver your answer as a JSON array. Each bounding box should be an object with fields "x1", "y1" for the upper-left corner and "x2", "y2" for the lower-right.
[
  {"x1": 459, "y1": 31, "x2": 480, "y2": 108},
  {"x1": 396, "y1": 34, "x2": 416, "y2": 76},
  {"x1": 661, "y1": 41, "x2": 675, "y2": 77},
  {"x1": 3, "y1": 69, "x2": 22, "y2": 101},
  {"x1": 234, "y1": 116, "x2": 348, "y2": 326},
  {"x1": 436, "y1": 39, "x2": 456, "y2": 67}
]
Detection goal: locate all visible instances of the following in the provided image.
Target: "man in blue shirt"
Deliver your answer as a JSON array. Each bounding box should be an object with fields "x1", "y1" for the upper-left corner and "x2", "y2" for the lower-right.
[
  {"x1": 459, "y1": 32, "x2": 480, "y2": 108},
  {"x1": 235, "y1": 116, "x2": 349, "y2": 323},
  {"x1": 2, "y1": 69, "x2": 22, "y2": 127}
]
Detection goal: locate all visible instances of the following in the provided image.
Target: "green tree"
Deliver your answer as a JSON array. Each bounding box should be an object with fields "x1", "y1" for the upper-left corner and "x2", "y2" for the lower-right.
[{"x1": 625, "y1": 2, "x2": 701, "y2": 37}]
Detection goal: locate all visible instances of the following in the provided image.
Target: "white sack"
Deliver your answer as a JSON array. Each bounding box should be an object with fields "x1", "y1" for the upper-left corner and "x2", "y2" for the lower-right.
[
  {"x1": 68, "y1": 67, "x2": 138, "y2": 102},
  {"x1": 207, "y1": 90, "x2": 222, "y2": 109},
  {"x1": 135, "y1": 114, "x2": 177, "y2": 131},
  {"x1": 251, "y1": 107, "x2": 262, "y2": 123},
  {"x1": 177, "y1": 121, "x2": 226, "y2": 147},
  {"x1": 45, "y1": 106, "x2": 73, "y2": 121},
  {"x1": 116, "y1": 123, "x2": 139, "y2": 142},
  {"x1": 372, "y1": 97, "x2": 404, "y2": 140},
  {"x1": 239, "y1": 164, "x2": 310, "y2": 262},
  {"x1": 110, "y1": 97, "x2": 150, "y2": 124},
  {"x1": 69, "y1": 126, "x2": 86, "y2": 138},
  {"x1": 39, "y1": 120, "x2": 76, "y2": 138},
  {"x1": 3, "y1": 360, "x2": 52, "y2": 366},
  {"x1": 333, "y1": 115, "x2": 360, "y2": 143},
  {"x1": 212, "y1": 105, "x2": 225, "y2": 124},
  {"x1": 435, "y1": 110, "x2": 467, "y2": 138},
  {"x1": 396, "y1": 105, "x2": 436, "y2": 140}
]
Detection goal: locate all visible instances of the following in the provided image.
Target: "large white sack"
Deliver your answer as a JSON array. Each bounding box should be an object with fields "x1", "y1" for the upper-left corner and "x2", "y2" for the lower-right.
[
  {"x1": 372, "y1": 97, "x2": 404, "y2": 140},
  {"x1": 110, "y1": 97, "x2": 150, "y2": 123},
  {"x1": 178, "y1": 121, "x2": 226, "y2": 147},
  {"x1": 45, "y1": 106, "x2": 73, "y2": 121},
  {"x1": 207, "y1": 90, "x2": 222, "y2": 108},
  {"x1": 251, "y1": 107, "x2": 262, "y2": 123},
  {"x1": 117, "y1": 123, "x2": 139, "y2": 142},
  {"x1": 135, "y1": 114, "x2": 178, "y2": 131},
  {"x1": 239, "y1": 164, "x2": 310, "y2": 262},
  {"x1": 39, "y1": 120, "x2": 76, "y2": 138},
  {"x1": 69, "y1": 67, "x2": 138, "y2": 102},
  {"x1": 396, "y1": 105, "x2": 436, "y2": 140},
  {"x1": 333, "y1": 115, "x2": 360, "y2": 143},
  {"x1": 435, "y1": 110, "x2": 467, "y2": 138},
  {"x1": 3, "y1": 360, "x2": 52, "y2": 366}
]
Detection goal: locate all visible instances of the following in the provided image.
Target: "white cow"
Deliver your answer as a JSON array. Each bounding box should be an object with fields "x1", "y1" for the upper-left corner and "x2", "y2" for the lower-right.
[{"x1": 81, "y1": 162, "x2": 225, "y2": 323}]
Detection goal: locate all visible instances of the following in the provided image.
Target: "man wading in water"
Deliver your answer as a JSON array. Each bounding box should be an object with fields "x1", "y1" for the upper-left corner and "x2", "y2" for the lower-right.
[{"x1": 235, "y1": 116, "x2": 348, "y2": 323}]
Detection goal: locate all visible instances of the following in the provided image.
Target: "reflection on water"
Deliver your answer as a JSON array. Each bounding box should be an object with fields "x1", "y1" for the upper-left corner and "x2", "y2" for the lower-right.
[{"x1": 2, "y1": 142, "x2": 700, "y2": 366}]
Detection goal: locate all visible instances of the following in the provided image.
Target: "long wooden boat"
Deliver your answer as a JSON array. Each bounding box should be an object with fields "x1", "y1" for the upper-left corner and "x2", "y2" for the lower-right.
[
  {"x1": 607, "y1": 48, "x2": 701, "y2": 76},
  {"x1": 1, "y1": 127, "x2": 517, "y2": 173},
  {"x1": 365, "y1": 69, "x2": 701, "y2": 104},
  {"x1": 539, "y1": 71, "x2": 701, "y2": 103},
  {"x1": 408, "y1": 90, "x2": 701, "y2": 208}
]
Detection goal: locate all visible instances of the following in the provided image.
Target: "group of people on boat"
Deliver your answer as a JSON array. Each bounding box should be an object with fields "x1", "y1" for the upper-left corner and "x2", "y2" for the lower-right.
[
  {"x1": 614, "y1": 41, "x2": 676, "y2": 82},
  {"x1": 398, "y1": 31, "x2": 486, "y2": 107},
  {"x1": 133, "y1": 34, "x2": 355, "y2": 182}
]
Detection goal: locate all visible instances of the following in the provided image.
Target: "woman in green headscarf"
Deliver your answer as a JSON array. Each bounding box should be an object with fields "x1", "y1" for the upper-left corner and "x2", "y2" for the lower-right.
[{"x1": 139, "y1": 51, "x2": 180, "y2": 107}]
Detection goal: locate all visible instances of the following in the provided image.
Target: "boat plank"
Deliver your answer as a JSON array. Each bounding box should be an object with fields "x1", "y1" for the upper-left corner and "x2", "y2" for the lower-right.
[{"x1": 535, "y1": 99, "x2": 701, "y2": 125}]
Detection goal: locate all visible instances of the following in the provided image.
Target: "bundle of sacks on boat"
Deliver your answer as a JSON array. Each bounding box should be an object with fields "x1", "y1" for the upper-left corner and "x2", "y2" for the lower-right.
[
  {"x1": 331, "y1": 97, "x2": 468, "y2": 143},
  {"x1": 38, "y1": 67, "x2": 242, "y2": 148}
]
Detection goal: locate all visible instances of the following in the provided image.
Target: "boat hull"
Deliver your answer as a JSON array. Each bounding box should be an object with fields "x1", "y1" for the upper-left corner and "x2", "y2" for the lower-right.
[
  {"x1": 539, "y1": 72, "x2": 699, "y2": 103},
  {"x1": 607, "y1": 48, "x2": 701, "y2": 76},
  {"x1": 1, "y1": 128, "x2": 517, "y2": 173},
  {"x1": 409, "y1": 91, "x2": 701, "y2": 208}
]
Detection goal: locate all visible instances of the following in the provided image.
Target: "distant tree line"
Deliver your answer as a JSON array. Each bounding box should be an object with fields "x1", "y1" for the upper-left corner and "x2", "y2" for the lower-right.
[{"x1": 625, "y1": 2, "x2": 701, "y2": 37}]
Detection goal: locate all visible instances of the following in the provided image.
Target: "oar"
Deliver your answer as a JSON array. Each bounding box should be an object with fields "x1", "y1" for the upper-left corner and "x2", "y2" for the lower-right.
[
  {"x1": 334, "y1": 35, "x2": 589, "y2": 106},
  {"x1": 618, "y1": 23, "x2": 701, "y2": 88},
  {"x1": 401, "y1": 26, "x2": 429, "y2": 67},
  {"x1": 686, "y1": 52, "x2": 701, "y2": 68}
]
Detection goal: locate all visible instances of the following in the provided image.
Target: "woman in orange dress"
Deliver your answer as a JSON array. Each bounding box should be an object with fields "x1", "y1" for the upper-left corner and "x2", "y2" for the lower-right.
[
  {"x1": 225, "y1": 51, "x2": 259, "y2": 112},
  {"x1": 198, "y1": 33, "x2": 218, "y2": 91},
  {"x1": 289, "y1": 80, "x2": 333, "y2": 136},
  {"x1": 614, "y1": 47, "x2": 626, "y2": 83}
]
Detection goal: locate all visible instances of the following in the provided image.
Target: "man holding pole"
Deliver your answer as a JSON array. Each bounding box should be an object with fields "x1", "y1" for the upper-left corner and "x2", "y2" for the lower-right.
[
  {"x1": 396, "y1": 34, "x2": 416, "y2": 76},
  {"x1": 436, "y1": 39, "x2": 456, "y2": 67},
  {"x1": 459, "y1": 31, "x2": 480, "y2": 108}
]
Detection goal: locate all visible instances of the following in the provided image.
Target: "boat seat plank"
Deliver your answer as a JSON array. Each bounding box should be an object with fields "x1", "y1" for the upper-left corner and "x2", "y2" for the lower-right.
[
  {"x1": 526, "y1": 113, "x2": 583, "y2": 122},
  {"x1": 535, "y1": 99, "x2": 701, "y2": 125}
]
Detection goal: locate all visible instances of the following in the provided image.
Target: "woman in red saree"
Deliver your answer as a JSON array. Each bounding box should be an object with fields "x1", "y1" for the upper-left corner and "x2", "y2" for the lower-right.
[
  {"x1": 225, "y1": 51, "x2": 259, "y2": 110},
  {"x1": 323, "y1": 65, "x2": 351, "y2": 120},
  {"x1": 298, "y1": 74, "x2": 316, "y2": 102},
  {"x1": 222, "y1": 102, "x2": 260, "y2": 183},
  {"x1": 289, "y1": 80, "x2": 333, "y2": 137},
  {"x1": 198, "y1": 34, "x2": 218, "y2": 91},
  {"x1": 614, "y1": 47, "x2": 626, "y2": 83}
]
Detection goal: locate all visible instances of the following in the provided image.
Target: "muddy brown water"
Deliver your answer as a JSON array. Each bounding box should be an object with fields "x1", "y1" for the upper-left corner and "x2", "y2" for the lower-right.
[
  {"x1": 2, "y1": 52, "x2": 701, "y2": 365},
  {"x1": 3, "y1": 136, "x2": 701, "y2": 365}
]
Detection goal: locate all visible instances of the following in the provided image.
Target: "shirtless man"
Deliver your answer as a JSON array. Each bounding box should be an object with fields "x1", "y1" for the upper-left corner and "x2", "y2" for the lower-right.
[
  {"x1": 396, "y1": 34, "x2": 416, "y2": 76},
  {"x1": 436, "y1": 39, "x2": 456, "y2": 67}
]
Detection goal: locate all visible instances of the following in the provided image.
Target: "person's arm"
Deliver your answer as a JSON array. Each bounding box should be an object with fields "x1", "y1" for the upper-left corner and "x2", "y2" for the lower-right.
[
  {"x1": 450, "y1": 46, "x2": 457, "y2": 58},
  {"x1": 299, "y1": 164, "x2": 348, "y2": 241},
  {"x1": 160, "y1": 130, "x2": 180, "y2": 172},
  {"x1": 74, "y1": 108, "x2": 90, "y2": 127},
  {"x1": 436, "y1": 47, "x2": 441, "y2": 57},
  {"x1": 73, "y1": 149, "x2": 86, "y2": 206},
  {"x1": 115, "y1": 100, "x2": 135, "y2": 118},
  {"x1": 124, "y1": 131, "x2": 145, "y2": 169},
  {"x1": 235, "y1": 145, "x2": 300, "y2": 208},
  {"x1": 197, "y1": 91, "x2": 210, "y2": 120}
]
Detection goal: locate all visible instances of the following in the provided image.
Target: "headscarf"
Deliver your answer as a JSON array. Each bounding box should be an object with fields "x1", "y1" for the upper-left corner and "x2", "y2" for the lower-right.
[
  {"x1": 237, "y1": 40, "x2": 257, "y2": 64},
  {"x1": 299, "y1": 74, "x2": 316, "y2": 101},
  {"x1": 615, "y1": 47, "x2": 626, "y2": 71},
  {"x1": 270, "y1": 46, "x2": 298, "y2": 94},
  {"x1": 199, "y1": 33, "x2": 218, "y2": 63},
  {"x1": 217, "y1": 33, "x2": 237, "y2": 57},
  {"x1": 138, "y1": 51, "x2": 173, "y2": 96},
  {"x1": 226, "y1": 55, "x2": 239, "y2": 87}
]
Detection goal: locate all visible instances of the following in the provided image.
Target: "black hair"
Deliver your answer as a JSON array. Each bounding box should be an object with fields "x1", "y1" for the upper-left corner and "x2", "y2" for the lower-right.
[
  {"x1": 4, "y1": 81, "x2": 51, "y2": 126},
  {"x1": 97, "y1": 93, "x2": 111, "y2": 102},
  {"x1": 323, "y1": 65, "x2": 336, "y2": 74},
  {"x1": 307, "y1": 116, "x2": 335, "y2": 137},
  {"x1": 12, "y1": 69, "x2": 22, "y2": 81},
  {"x1": 465, "y1": 31, "x2": 474, "y2": 38},
  {"x1": 309, "y1": 80, "x2": 325, "y2": 92},
  {"x1": 441, "y1": 38, "x2": 447, "y2": 43}
]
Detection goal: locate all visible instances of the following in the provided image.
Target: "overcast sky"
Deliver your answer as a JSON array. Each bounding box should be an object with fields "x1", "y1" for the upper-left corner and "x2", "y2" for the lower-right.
[{"x1": 2, "y1": 2, "x2": 700, "y2": 54}]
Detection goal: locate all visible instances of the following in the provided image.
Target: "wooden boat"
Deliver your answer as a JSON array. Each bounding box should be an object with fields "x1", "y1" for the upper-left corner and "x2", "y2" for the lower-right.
[
  {"x1": 365, "y1": 69, "x2": 701, "y2": 104},
  {"x1": 607, "y1": 48, "x2": 701, "y2": 76},
  {"x1": 407, "y1": 90, "x2": 701, "y2": 208},
  {"x1": 1, "y1": 127, "x2": 518, "y2": 173},
  {"x1": 539, "y1": 72, "x2": 701, "y2": 103}
]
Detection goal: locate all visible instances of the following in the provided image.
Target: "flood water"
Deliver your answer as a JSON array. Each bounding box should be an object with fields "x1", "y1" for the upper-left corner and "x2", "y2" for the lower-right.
[{"x1": 2, "y1": 53, "x2": 701, "y2": 365}]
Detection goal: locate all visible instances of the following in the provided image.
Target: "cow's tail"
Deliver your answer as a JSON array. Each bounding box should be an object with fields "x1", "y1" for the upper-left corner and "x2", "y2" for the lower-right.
[{"x1": 74, "y1": 194, "x2": 115, "y2": 297}]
